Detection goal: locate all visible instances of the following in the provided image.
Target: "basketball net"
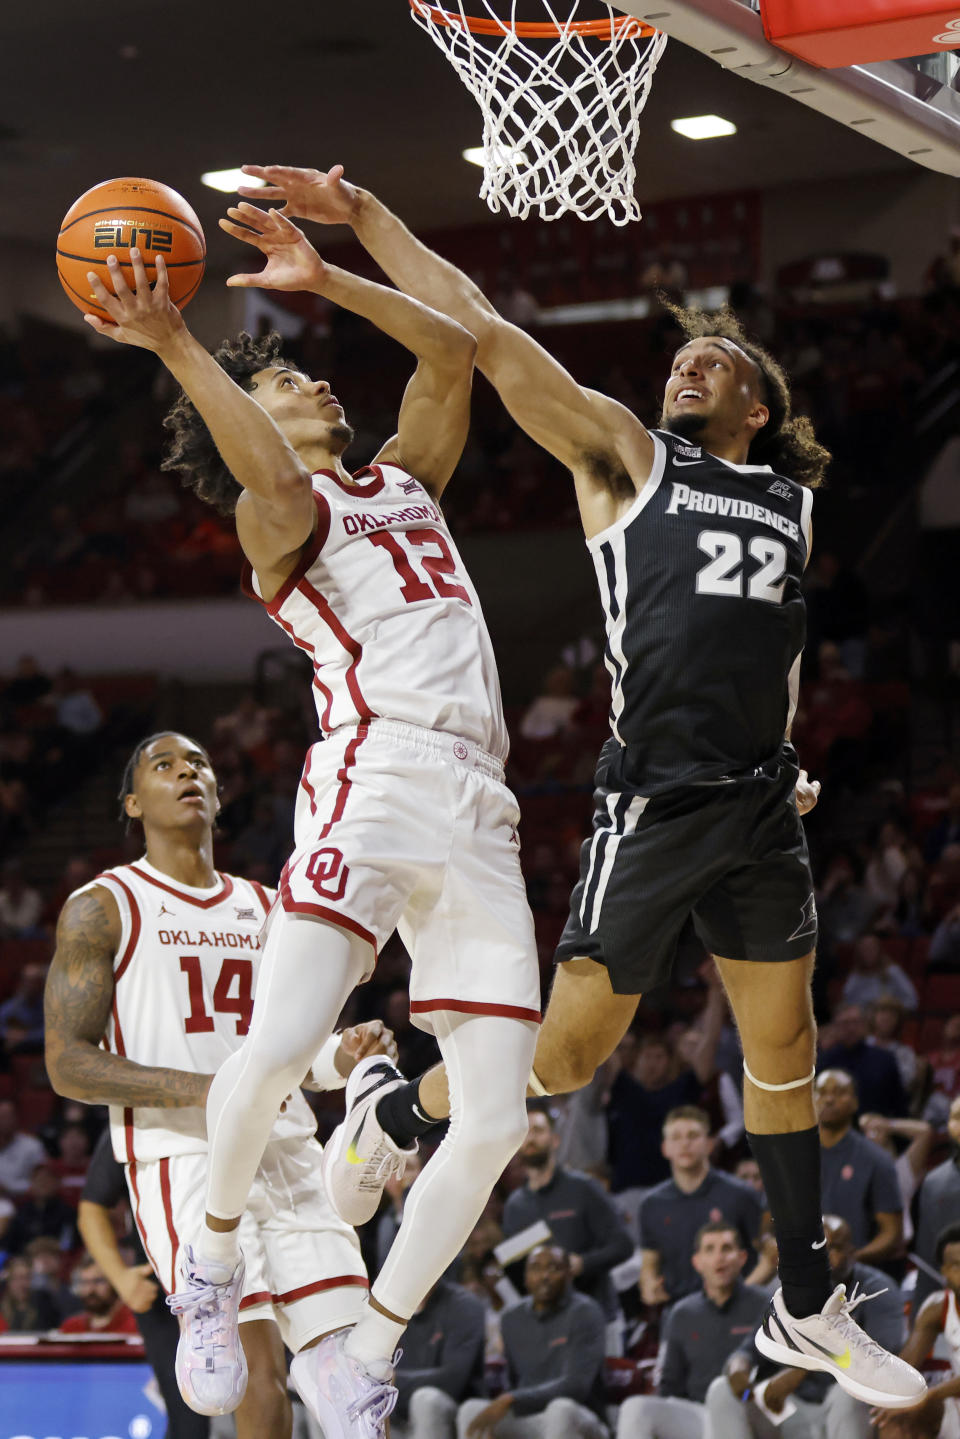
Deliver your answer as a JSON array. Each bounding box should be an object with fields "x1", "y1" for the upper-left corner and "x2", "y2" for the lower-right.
[{"x1": 409, "y1": 1, "x2": 667, "y2": 225}]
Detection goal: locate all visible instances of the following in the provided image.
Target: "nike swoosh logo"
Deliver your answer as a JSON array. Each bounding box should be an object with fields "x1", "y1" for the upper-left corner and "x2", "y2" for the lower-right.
[
  {"x1": 673, "y1": 459, "x2": 703, "y2": 467},
  {"x1": 411, "y1": 1104, "x2": 432, "y2": 1124},
  {"x1": 830, "y1": 1347, "x2": 852, "y2": 1369},
  {"x1": 811, "y1": 1237, "x2": 827, "y2": 1249},
  {"x1": 345, "y1": 1117, "x2": 366, "y2": 1166}
]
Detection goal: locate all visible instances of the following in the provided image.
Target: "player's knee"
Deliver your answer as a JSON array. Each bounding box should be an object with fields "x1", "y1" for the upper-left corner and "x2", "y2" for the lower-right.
[
  {"x1": 744, "y1": 1006, "x2": 815, "y2": 1064},
  {"x1": 455, "y1": 1100, "x2": 528, "y2": 1179},
  {"x1": 536, "y1": 1040, "x2": 599, "y2": 1095}
]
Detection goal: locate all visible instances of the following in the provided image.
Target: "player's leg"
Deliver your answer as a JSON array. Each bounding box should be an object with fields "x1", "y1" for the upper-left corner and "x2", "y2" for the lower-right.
[
  {"x1": 351, "y1": 1011, "x2": 535, "y2": 1349},
  {"x1": 713, "y1": 950, "x2": 827, "y2": 1319},
  {"x1": 172, "y1": 912, "x2": 367, "y2": 1416},
  {"x1": 234, "y1": 1320, "x2": 291, "y2": 1439},
  {"x1": 388, "y1": 957, "x2": 638, "y2": 1133}
]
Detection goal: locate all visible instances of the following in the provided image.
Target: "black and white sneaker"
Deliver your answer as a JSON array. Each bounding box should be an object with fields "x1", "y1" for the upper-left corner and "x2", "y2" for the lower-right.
[
  {"x1": 756, "y1": 1284, "x2": 926, "y2": 1409},
  {"x1": 321, "y1": 1056, "x2": 417, "y2": 1226}
]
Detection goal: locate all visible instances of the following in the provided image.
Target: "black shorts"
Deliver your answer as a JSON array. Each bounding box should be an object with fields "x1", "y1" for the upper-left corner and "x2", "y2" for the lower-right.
[{"x1": 556, "y1": 740, "x2": 817, "y2": 994}]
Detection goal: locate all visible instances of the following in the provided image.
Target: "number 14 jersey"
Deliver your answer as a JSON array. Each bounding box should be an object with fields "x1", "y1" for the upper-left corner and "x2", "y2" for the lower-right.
[
  {"x1": 83, "y1": 859, "x2": 317, "y2": 1164},
  {"x1": 590, "y1": 428, "x2": 814, "y2": 795},
  {"x1": 242, "y1": 463, "x2": 508, "y2": 761}
]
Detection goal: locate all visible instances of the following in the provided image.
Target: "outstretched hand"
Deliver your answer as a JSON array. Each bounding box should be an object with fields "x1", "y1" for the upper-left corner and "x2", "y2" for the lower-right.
[
  {"x1": 83, "y1": 249, "x2": 185, "y2": 353},
  {"x1": 220, "y1": 204, "x2": 327, "y2": 292},
  {"x1": 237, "y1": 164, "x2": 360, "y2": 226}
]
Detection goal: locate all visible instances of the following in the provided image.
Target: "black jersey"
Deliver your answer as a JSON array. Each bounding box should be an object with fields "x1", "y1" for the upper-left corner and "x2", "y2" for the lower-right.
[{"x1": 590, "y1": 428, "x2": 812, "y2": 795}]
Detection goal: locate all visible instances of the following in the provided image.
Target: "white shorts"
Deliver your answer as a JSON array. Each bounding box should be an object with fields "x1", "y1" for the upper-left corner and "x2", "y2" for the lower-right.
[
  {"x1": 127, "y1": 1135, "x2": 367, "y2": 1353},
  {"x1": 277, "y1": 718, "x2": 541, "y2": 1035}
]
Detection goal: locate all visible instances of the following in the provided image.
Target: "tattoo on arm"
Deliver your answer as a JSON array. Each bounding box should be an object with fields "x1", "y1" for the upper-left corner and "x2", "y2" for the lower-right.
[{"x1": 45, "y1": 887, "x2": 210, "y2": 1109}]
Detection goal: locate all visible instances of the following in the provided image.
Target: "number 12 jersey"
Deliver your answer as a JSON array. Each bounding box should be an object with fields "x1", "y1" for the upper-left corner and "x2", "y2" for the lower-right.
[{"x1": 242, "y1": 463, "x2": 508, "y2": 761}]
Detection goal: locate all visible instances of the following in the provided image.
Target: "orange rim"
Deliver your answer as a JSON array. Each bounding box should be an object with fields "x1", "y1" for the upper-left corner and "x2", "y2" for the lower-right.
[{"x1": 408, "y1": 0, "x2": 656, "y2": 39}]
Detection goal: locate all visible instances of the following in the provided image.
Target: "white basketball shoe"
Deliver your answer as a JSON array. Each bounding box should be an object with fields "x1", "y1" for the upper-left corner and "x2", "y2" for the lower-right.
[
  {"x1": 321, "y1": 1055, "x2": 417, "y2": 1225},
  {"x1": 756, "y1": 1284, "x2": 927, "y2": 1409},
  {"x1": 167, "y1": 1245, "x2": 248, "y2": 1416},
  {"x1": 291, "y1": 1328, "x2": 398, "y2": 1439}
]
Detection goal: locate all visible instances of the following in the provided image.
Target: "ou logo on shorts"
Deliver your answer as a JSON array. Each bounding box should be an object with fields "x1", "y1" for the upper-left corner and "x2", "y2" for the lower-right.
[
  {"x1": 934, "y1": 17, "x2": 960, "y2": 41},
  {"x1": 453, "y1": 741, "x2": 469, "y2": 761},
  {"x1": 306, "y1": 846, "x2": 349, "y2": 902}
]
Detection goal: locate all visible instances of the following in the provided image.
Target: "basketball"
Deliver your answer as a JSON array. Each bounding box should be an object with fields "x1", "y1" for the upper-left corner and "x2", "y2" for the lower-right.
[{"x1": 56, "y1": 177, "x2": 206, "y2": 318}]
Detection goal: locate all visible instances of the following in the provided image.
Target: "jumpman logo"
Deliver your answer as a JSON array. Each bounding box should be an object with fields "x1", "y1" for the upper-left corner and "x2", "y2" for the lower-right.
[
  {"x1": 158, "y1": 902, "x2": 173, "y2": 918},
  {"x1": 788, "y1": 893, "x2": 817, "y2": 941}
]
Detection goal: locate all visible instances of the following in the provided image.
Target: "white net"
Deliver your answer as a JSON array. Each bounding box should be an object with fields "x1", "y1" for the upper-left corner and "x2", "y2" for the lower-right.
[{"x1": 409, "y1": 0, "x2": 667, "y2": 225}]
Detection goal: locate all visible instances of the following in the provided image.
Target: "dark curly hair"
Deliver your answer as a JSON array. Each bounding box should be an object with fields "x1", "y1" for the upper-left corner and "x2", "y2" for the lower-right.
[
  {"x1": 161, "y1": 331, "x2": 297, "y2": 516},
  {"x1": 660, "y1": 299, "x2": 830, "y2": 489}
]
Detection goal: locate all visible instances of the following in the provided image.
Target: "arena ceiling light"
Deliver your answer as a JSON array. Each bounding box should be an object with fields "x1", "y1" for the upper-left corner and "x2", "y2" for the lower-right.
[
  {"x1": 462, "y1": 145, "x2": 526, "y2": 167},
  {"x1": 201, "y1": 168, "x2": 267, "y2": 194},
  {"x1": 670, "y1": 115, "x2": 737, "y2": 140}
]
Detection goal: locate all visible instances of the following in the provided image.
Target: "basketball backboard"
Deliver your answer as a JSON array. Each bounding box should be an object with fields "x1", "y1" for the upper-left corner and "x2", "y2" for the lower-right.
[{"x1": 616, "y1": 0, "x2": 960, "y2": 176}]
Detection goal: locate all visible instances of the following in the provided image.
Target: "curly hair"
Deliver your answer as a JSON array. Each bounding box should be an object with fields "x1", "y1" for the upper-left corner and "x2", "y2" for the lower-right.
[
  {"x1": 160, "y1": 331, "x2": 297, "y2": 516},
  {"x1": 661, "y1": 299, "x2": 830, "y2": 489}
]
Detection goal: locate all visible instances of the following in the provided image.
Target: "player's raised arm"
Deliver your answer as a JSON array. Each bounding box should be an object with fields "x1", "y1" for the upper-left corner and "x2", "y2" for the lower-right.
[
  {"x1": 83, "y1": 247, "x2": 316, "y2": 563},
  {"x1": 238, "y1": 165, "x2": 656, "y2": 530},
  {"x1": 221, "y1": 203, "x2": 476, "y2": 497},
  {"x1": 45, "y1": 886, "x2": 212, "y2": 1109}
]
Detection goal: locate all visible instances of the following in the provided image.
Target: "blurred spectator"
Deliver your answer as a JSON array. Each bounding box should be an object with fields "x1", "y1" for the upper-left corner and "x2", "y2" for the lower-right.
[
  {"x1": 0, "y1": 1254, "x2": 60, "y2": 1331},
  {"x1": 926, "y1": 1016, "x2": 960, "y2": 1108},
  {"x1": 2, "y1": 654, "x2": 51, "y2": 709},
  {"x1": 606, "y1": 983, "x2": 724, "y2": 1237},
  {"x1": 925, "y1": 782, "x2": 960, "y2": 866},
  {"x1": 48, "y1": 668, "x2": 103, "y2": 737},
  {"x1": 59, "y1": 1254, "x2": 139, "y2": 1334},
  {"x1": 927, "y1": 844, "x2": 960, "y2": 923},
  {"x1": 865, "y1": 824, "x2": 923, "y2": 915},
  {"x1": 618, "y1": 1221, "x2": 767, "y2": 1439},
  {"x1": 456, "y1": 1244, "x2": 608, "y2": 1439},
  {"x1": 50, "y1": 1122, "x2": 91, "y2": 1208},
  {"x1": 819, "y1": 1005, "x2": 908, "y2": 1116},
  {"x1": 0, "y1": 859, "x2": 44, "y2": 937},
  {"x1": 639, "y1": 1107, "x2": 763, "y2": 1307},
  {"x1": 0, "y1": 960, "x2": 47, "y2": 1054},
  {"x1": 518, "y1": 665, "x2": 579, "y2": 741},
  {"x1": 805, "y1": 550, "x2": 870, "y2": 677},
  {"x1": 391, "y1": 1279, "x2": 486, "y2": 1439},
  {"x1": 40, "y1": 855, "x2": 97, "y2": 927},
  {"x1": 866, "y1": 997, "x2": 926, "y2": 1105},
  {"x1": 872, "y1": 1402, "x2": 944, "y2": 1439},
  {"x1": 230, "y1": 792, "x2": 290, "y2": 879},
  {"x1": 890, "y1": 867, "x2": 930, "y2": 938},
  {"x1": 814, "y1": 1070, "x2": 902, "y2": 1265},
  {"x1": 0, "y1": 1192, "x2": 11, "y2": 1243},
  {"x1": 898, "y1": 1220, "x2": 960, "y2": 1429},
  {"x1": 501, "y1": 1102, "x2": 632, "y2": 1338},
  {"x1": 816, "y1": 852, "x2": 880, "y2": 948},
  {"x1": 4, "y1": 1163, "x2": 79, "y2": 1255},
  {"x1": 733, "y1": 1157, "x2": 764, "y2": 1200},
  {"x1": 912, "y1": 1095, "x2": 960, "y2": 1312},
  {"x1": 840, "y1": 934, "x2": 918, "y2": 1012},
  {"x1": 0, "y1": 1098, "x2": 47, "y2": 1196},
  {"x1": 24, "y1": 1236, "x2": 81, "y2": 1322},
  {"x1": 929, "y1": 900, "x2": 960, "y2": 971},
  {"x1": 857, "y1": 1113, "x2": 934, "y2": 1245}
]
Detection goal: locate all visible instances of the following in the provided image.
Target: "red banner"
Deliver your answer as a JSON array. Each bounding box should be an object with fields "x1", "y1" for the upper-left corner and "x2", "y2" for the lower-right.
[{"x1": 760, "y1": 0, "x2": 960, "y2": 67}]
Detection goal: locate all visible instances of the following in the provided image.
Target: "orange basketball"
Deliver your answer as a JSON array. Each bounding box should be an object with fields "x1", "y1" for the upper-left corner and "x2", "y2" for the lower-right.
[{"x1": 56, "y1": 177, "x2": 206, "y2": 318}]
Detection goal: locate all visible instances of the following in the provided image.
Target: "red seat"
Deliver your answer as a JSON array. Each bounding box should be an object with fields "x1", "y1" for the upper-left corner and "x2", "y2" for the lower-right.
[
  {"x1": 922, "y1": 975, "x2": 960, "y2": 1013},
  {"x1": 908, "y1": 936, "x2": 931, "y2": 978},
  {"x1": 16, "y1": 1087, "x2": 56, "y2": 1131}
]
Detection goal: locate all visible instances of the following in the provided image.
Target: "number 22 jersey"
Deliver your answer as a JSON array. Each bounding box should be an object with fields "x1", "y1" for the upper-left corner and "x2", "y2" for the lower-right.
[
  {"x1": 590, "y1": 428, "x2": 813, "y2": 795},
  {"x1": 83, "y1": 859, "x2": 317, "y2": 1164},
  {"x1": 241, "y1": 462, "x2": 509, "y2": 761}
]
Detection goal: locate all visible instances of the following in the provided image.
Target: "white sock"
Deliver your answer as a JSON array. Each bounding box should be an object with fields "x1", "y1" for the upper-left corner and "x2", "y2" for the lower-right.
[
  {"x1": 343, "y1": 1304, "x2": 406, "y2": 1376},
  {"x1": 196, "y1": 1222, "x2": 240, "y2": 1276}
]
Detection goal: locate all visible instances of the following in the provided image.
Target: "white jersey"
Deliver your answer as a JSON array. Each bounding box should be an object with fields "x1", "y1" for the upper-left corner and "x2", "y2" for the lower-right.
[
  {"x1": 81, "y1": 859, "x2": 317, "y2": 1163},
  {"x1": 242, "y1": 462, "x2": 508, "y2": 760},
  {"x1": 945, "y1": 1288, "x2": 960, "y2": 1377}
]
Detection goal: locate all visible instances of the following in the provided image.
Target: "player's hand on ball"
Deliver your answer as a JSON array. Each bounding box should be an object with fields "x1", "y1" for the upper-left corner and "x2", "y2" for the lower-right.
[
  {"x1": 237, "y1": 163, "x2": 360, "y2": 226},
  {"x1": 117, "y1": 1262, "x2": 160, "y2": 1314},
  {"x1": 221, "y1": 204, "x2": 327, "y2": 292},
  {"x1": 84, "y1": 250, "x2": 185, "y2": 352},
  {"x1": 337, "y1": 1020, "x2": 400, "y2": 1073},
  {"x1": 795, "y1": 768, "x2": 821, "y2": 816}
]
